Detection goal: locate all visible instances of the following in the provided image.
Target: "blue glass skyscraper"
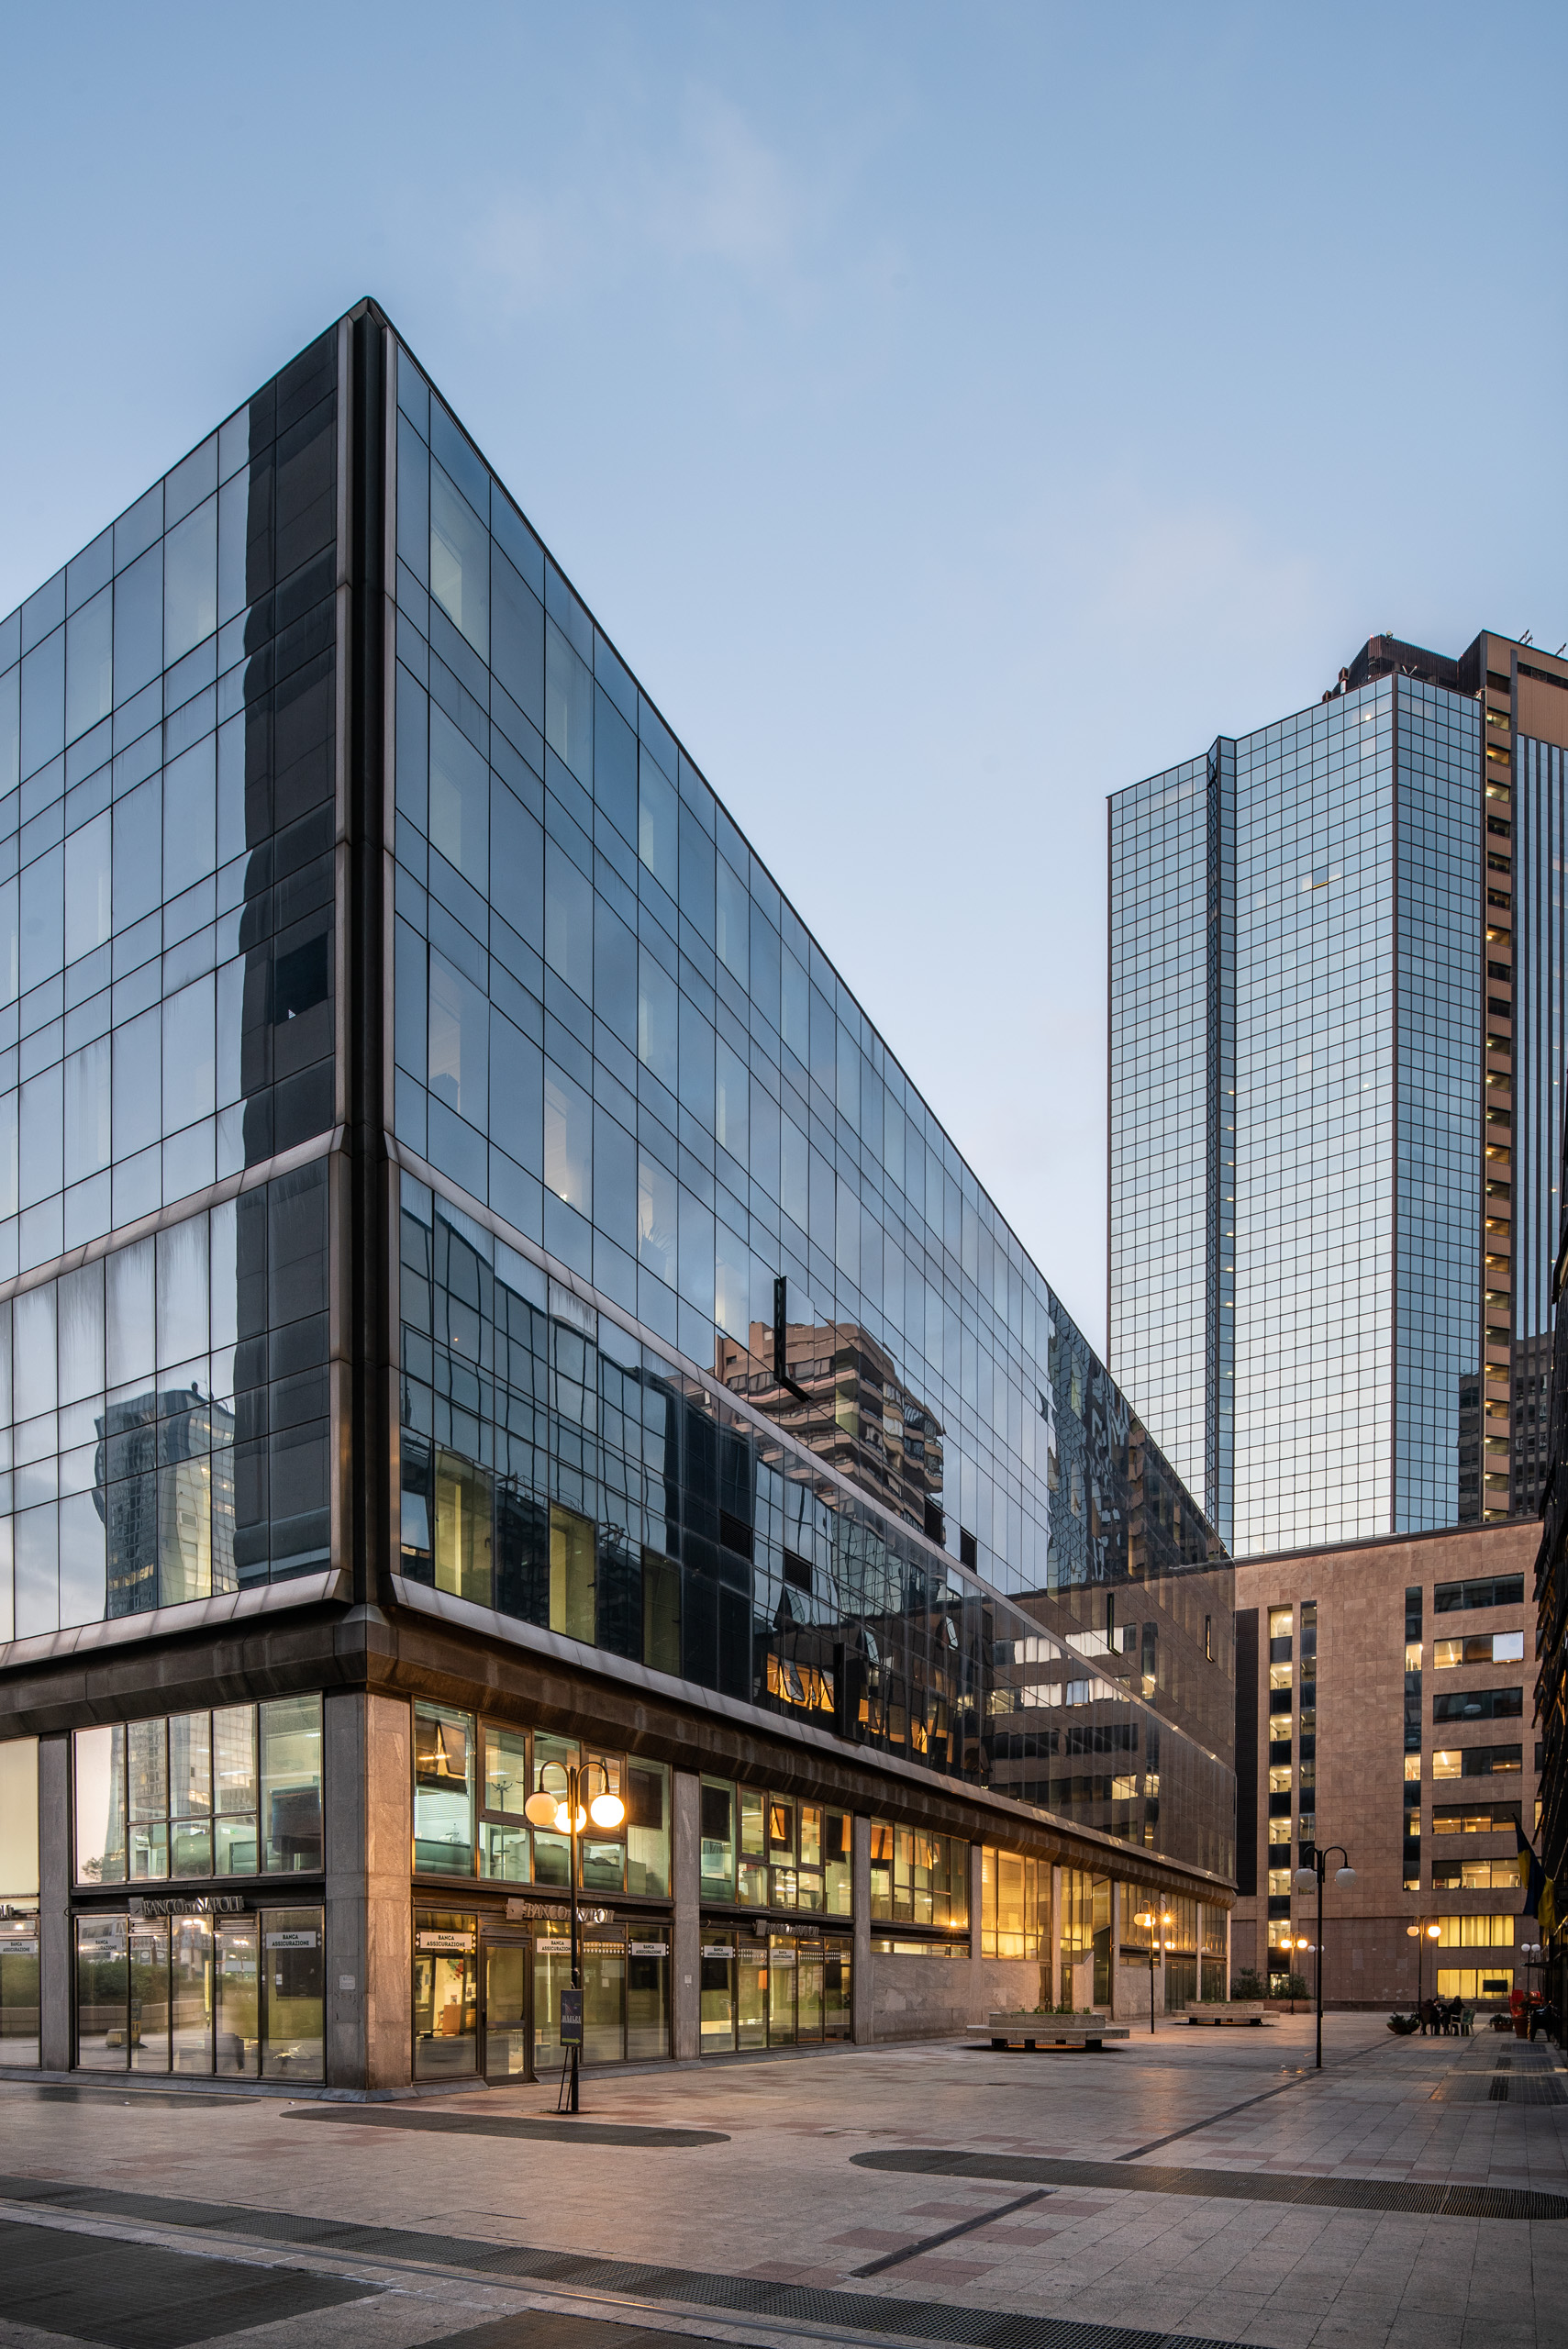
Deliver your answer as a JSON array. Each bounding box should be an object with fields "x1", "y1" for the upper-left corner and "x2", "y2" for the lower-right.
[{"x1": 1111, "y1": 631, "x2": 1568, "y2": 1557}]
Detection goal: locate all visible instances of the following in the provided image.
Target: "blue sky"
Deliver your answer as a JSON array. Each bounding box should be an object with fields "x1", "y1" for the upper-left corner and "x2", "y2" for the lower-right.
[{"x1": 3, "y1": 2, "x2": 1562, "y2": 1351}]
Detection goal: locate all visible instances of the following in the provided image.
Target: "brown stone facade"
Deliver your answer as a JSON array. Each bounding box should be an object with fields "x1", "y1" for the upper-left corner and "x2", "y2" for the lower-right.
[{"x1": 1231, "y1": 1521, "x2": 1540, "y2": 2011}]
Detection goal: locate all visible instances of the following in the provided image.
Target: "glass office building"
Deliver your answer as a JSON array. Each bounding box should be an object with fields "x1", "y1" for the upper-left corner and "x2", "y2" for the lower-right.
[
  {"x1": 0, "y1": 303, "x2": 1233, "y2": 2089},
  {"x1": 1112, "y1": 633, "x2": 1568, "y2": 1559}
]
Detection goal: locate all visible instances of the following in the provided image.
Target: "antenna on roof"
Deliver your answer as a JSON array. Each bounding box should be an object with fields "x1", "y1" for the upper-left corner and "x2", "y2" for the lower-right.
[{"x1": 1520, "y1": 629, "x2": 1534, "y2": 646}]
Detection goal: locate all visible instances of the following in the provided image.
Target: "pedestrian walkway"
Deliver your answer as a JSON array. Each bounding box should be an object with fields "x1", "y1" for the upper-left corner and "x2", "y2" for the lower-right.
[{"x1": 0, "y1": 2011, "x2": 1562, "y2": 2349}]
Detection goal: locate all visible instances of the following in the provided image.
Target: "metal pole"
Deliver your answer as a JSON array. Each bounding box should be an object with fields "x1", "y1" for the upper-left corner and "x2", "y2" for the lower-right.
[
  {"x1": 1315, "y1": 1859, "x2": 1324, "y2": 2071},
  {"x1": 569, "y1": 1763, "x2": 581, "y2": 2114}
]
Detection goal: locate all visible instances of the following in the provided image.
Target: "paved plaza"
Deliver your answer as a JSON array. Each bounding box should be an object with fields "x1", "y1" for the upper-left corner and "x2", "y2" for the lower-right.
[{"x1": 0, "y1": 2012, "x2": 1564, "y2": 2349}]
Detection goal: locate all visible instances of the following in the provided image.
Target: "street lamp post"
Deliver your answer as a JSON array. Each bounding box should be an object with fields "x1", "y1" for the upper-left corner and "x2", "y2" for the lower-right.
[
  {"x1": 1133, "y1": 1906, "x2": 1174, "y2": 2035},
  {"x1": 1294, "y1": 1843, "x2": 1356, "y2": 2070},
  {"x1": 524, "y1": 1758, "x2": 625, "y2": 2111},
  {"x1": 1403, "y1": 1917, "x2": 1442, "y2": 2028}
]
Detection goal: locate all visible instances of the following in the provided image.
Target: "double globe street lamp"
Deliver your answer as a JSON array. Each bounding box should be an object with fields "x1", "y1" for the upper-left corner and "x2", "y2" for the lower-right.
[
  {"x1": 1295, "y1": 1843, "x2": 1356, "y2": 2070},
  {"x1": 524, "y1": 1759, "x2": 625, "y2": 2111}
]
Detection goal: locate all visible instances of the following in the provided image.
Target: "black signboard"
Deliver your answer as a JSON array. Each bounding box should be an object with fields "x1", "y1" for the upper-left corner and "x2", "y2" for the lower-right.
[{"x1": 560, "y1": 1987, "x2": 584, "y2": 2047}]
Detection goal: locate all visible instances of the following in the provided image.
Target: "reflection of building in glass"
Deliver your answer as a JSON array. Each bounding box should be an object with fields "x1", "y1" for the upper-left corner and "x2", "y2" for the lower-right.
[
  {"x1": 95, "y1": 1388, "x2": 237, "y2": 1616},
  {"x1": 717, "y1": 1320, "x2": 944, "y2": 1541}
]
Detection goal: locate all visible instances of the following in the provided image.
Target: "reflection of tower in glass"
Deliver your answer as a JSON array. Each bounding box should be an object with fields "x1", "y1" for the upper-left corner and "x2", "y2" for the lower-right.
[
  {"x1": 95, "y1": 1387, "x2": 238, "y2": 1617},
  {"x1": 717, "y1": 1319, "x2": 944, "y2": 1540}
]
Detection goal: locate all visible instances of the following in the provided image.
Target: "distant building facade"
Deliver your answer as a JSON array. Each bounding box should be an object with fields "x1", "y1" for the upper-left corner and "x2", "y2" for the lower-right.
[
  {"x1": 1230, "y1": 1522, "x2": 1540, "y2": 2005},
  {"x1": 1110, "y1": 630, "x2": 1568, "y2": 1555}
]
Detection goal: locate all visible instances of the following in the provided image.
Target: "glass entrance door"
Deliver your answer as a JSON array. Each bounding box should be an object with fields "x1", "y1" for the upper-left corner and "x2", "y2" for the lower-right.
[
  {"x1": 737, "y1": 1943, "x2": 767, "y2": 2048},
  {"x1": 700, "y1": 1942, "x2": 736, "y2": 2054},
  {"x1": 215, "y1": 1917, "x2": 260, "y2": 2075},
  {"x1": 483, "y1": 1938, "x2": 530, "y2": 2079},
  {"x1": 796, "y1": 1946, "x2": 824, "y2": 2042},
  {"x1": 413, "y1": 1909, "x2": 478, "y2": 2081},
  {"x1": 767, "y1": 1943, "x2": 796, "y2": 2043}
]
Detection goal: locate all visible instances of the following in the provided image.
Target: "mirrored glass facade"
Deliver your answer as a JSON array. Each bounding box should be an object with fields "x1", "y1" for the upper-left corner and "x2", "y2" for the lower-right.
[
  {"x1": 1107, "y1": 752, "x2": 1218, "y2": 1520},
  {"x1": 1113, "y1": 631, "x2": 1568, "y2": 1555},
  {"x1": 0, "y1": 332, "x2": 338, "y2": 1634},
  {"x1": 384, "y1": 333, "x2": 1233, "y2": 1872},
  {"x1": 0, "y1": 303, "x2": 1239, "y2": 2091}
]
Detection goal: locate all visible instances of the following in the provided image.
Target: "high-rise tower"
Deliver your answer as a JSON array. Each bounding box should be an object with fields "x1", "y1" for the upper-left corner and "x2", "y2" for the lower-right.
[{"x1": 1110, "y1": 631, "x2": 1568, "y2": 1557}]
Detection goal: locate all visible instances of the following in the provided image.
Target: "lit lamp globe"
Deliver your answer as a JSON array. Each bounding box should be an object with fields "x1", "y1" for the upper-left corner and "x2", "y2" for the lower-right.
[
  {"x1": 589, "y1": 1791, "x2": 626, "y2": 1830},
  {"x1": 524, "y1": 1790, "x2": 561, "y2": 1830},
  {"x1": 1294, "y1": 1866, "x2": 1317, "y2": 1892}
]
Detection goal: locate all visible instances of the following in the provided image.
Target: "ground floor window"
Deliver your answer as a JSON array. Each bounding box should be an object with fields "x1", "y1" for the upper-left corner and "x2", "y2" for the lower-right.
[
  {"x1": 0, "y1": 1911, "x2": 39, "y2": 2066},
  {"x1": 532, "y1": 1926, "x2": 669, "y2": 2071},
  {"x1": 1436, "y1": 1967, "x2": 1513, "y2": 2002},
  {"x1": 73, "y1": 1908, "x2": 323, "y2": 2079},
  {"x1": 698, "y1": 1929, "x2": 850, "y2": 2053},
  {"x1": 414, "y1": 1909, "x2": 671, "y2": 2079},
  {"x1": 980, "y1": 1847, "x2": 1044, "y2": 1959},
  {"x1": 1163, "y1": 1955, "x2": 1197, "y2": 2010}
]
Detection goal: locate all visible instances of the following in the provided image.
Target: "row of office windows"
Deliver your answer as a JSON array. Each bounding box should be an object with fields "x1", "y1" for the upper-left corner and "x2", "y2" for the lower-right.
[
  {"x1": 394, "y1": 1180, "x2": 1234, "y2": 1872},
  {"x1": 6, "y1": 1694, "x2": 1200, "y2": 1944},
  {"x1": 411, "y1": 1906, "x2": 852, "y2": 2084},
  {"x1": 0, "y1": 1161, "x2": 332, "y2": 1643},
  {"x1": 387, "y1": 337, "x2": 1216, "y2": 1626},
  {"x1": 0, "y1": 334, "x2": 338, "y2": 1286},
  {"x1": 412, "y1": 1701, "x2": 670, "y2": 1896},
  {"x1": 72, "y1": 1699, "x2": 322, "y2": 1884}
]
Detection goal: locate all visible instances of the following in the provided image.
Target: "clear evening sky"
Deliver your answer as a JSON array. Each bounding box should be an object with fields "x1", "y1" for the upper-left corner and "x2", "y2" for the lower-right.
[{"x1": 2, "y1": 3, "x2": 1562, "y2": 1349}]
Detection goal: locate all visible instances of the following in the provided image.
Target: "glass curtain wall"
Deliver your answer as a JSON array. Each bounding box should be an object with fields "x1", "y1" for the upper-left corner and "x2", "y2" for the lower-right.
[
  {"x1": 1108, "y1": 756, "x2": 1211, "y2": 1518},
  {"x1": 0, "y1": 1161, "x2": 329, "y2": 1637},
  {"x1": 395, "y1": 1131, "x2": 1235, "y2": 1878},
  {"x1": 384, "y1": 336, "x2": 1229, "y2": 1774},
  {"x1": 1395, "y1": 680, "x2": 1480, "y2": 1529},
  {"x1": 1231, "y1": 685, "x2": 1396, "y2": 1553},
  {"x1": 0, "y1": 328, "x2": 339, "y2": 1635}
]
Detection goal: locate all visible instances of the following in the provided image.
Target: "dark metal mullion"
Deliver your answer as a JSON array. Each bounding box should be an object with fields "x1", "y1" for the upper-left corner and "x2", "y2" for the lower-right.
[{"x1": 347, "y1": 310, "x2": 389, "y2": 1610}]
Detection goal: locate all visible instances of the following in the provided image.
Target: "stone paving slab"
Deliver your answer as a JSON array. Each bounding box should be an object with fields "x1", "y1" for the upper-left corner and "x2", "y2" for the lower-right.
[{"x1": 0, "y1": 2013, "x2": 1564, "y2": 2349}]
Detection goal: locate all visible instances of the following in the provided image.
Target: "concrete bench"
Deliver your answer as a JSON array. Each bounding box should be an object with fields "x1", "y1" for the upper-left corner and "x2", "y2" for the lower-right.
[
  {"x1": 1184, "y1": 2003, "x2": 1271, "y2": 2026},
  {"x1": 969, "y1": 2012, "x2": 1130, "y2": 2051}
]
